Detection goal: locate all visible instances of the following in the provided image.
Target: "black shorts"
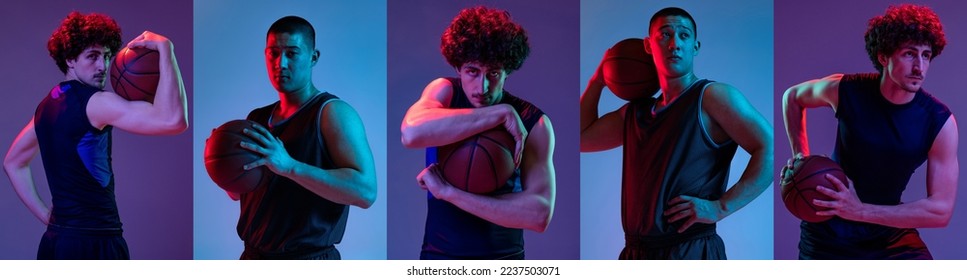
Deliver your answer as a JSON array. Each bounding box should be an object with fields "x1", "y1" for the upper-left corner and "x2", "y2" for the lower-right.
[
  {"x1": 240, "y1": 245, "x2": 341, "y2": 260},
  {"x1": 37, "y1": 224, "x2": 130, "y2": 260},
  {"x1": 620, "y1": 225, "x2": 726, "y2": 260},
  {"x1": 799, "y1": 218, "x2": 932, "y2": 259}
]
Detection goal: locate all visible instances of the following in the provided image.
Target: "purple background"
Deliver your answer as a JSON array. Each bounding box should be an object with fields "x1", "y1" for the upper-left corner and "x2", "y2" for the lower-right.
[
  {"x1": 0, "y1": 0, "x2": 194, "y2": 259},
  {"x1": 387, "y1": 0, "x2": 581, "y2": 259},
  {"x1": 192, "y1": 0, "x2": 387, "y2": 259},
  {"x1": 775, "y1": 0, "x2": 967, "y2": 259},
  {"x1": 580, "y1": 0, "x2": 775, "y2": 259}
]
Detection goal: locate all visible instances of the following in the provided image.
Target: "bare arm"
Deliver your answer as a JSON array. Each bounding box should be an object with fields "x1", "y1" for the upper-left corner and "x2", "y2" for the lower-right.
[
  {"x1": 579, "y1": 63, "x2": 625, "y2": 152},
  {"x1": 782, "y1": 74, "x2": 842, "y2": 156},
  {"x1": 401, "y1": 78, "x2": 526, "y2": 163},
  {"x1": 664, "y1": 83, "x2": 773, "y2": 231},
  {"x1": 816, "y1": 116, "x2": 958, "y2": 228},
  {"x1": 241, "y1": 100, "x2": 377, "y2": 208},
  {"x1": 2, "y1": 119, "x2": 50, "y2": 225},
  {"x1": 418, "y1": 116, "x2": 556, "y2": 232},
  {"x1": 88, "y1": 31, "x2": 188, "y2": 135}
]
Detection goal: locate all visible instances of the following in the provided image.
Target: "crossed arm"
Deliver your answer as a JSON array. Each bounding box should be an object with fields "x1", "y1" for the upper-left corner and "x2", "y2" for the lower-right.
[{"x1": 403, "y1": 78, "x2": 555, "y2": 232}]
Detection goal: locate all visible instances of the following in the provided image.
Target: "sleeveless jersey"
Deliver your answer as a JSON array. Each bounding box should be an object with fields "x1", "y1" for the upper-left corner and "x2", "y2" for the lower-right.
[
  {"x1": 621, "y1": 79, "x2": 737, "y2": 240},
  {"x1": 799, "y1": 73, "x2": 950, "y2": 259},
  {"x1": 35, "y1": 80, "x2": 120, "y2": 229},
  {"x1": 238, "y1": 93, "x2": 349, "y2": 258},
  {"x1": 833, "y1": 73, "x2": 950, "y2": 205}
]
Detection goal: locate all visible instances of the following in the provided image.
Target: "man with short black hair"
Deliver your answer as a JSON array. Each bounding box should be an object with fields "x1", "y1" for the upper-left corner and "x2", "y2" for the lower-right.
[
  {"x1": 230, "y1": 15, "x2": 377, "y2": 260},
  {"x1": 580, "y1": 7, "x2": 773, "y2": 259}
]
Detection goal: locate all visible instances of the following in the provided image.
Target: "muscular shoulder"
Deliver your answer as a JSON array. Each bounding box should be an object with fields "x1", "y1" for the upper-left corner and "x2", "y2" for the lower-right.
[
  {"x1": 421, "y1": 77, "x2": 456, "y2": 108},
  {"x1": 320, "y1": 99, "x2": 364, "y2": 132},
  {"x1": 525, "y1": 115, "x2": 555, "y2": 159},
  {"x1": 701, "y1": 82, "x2": 746, "y2": 109}
]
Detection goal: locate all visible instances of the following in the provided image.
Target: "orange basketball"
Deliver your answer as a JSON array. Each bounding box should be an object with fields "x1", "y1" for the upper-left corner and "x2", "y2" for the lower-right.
[
  {"x1": 601, "y1": 38, "x2": 660, "y2": 101},
  {"x1": 781, "y1": 155, "x2": 850, "y2": 223},
  {"x1": 110, "y1": 47, "x2": 159, "y2": 102},
  {"x1": 204, "y1": 120, "x2": 272, "y2": 194},
  {"x1": 437, "y1": 128, "x2": 516, "y2": 194}
]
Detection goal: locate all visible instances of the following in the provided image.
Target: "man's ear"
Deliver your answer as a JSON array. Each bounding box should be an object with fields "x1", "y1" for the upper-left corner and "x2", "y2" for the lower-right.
[
  {"x1": 311, "y1": 49, "x2": 320, "y2": 65},
  {"x1": 694, "y1": 40, "x2": 701, "y2": 56},
  {"x1": 643, "y1": 37, "x2": 652, "y2": 55},
  {"x1": 877, "y1": 53, "x2": 888, "y2": 69}
]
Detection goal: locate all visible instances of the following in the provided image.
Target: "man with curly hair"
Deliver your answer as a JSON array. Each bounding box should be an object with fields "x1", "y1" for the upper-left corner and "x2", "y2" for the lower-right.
[
  {"x1": 781, "y1": 4, "x2": 957, "y2": 259},
  {"x1": 227, "y1": 15, "x2": 377, "y2": 260},
  {"x1": 401, "y1": 6, "x2": 556, "y2": 260},
  {"x1": 580, "y1": 7, "x2": 773, "y2": 259},
  {"x1": 2, "y1": 12, "x2": 188, "y2": 259}
]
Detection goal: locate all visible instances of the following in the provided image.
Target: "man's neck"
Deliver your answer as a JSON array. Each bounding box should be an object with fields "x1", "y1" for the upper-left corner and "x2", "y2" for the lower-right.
[
  {"x1": 657, "y1": 73, "x2": 698, "y2": 107},
  {"x1": 276, "y1": 85, "x2": 319, "y2": 119},
  {"x1": 879, "y1": 74, "x2": 916, "y2": 105}
]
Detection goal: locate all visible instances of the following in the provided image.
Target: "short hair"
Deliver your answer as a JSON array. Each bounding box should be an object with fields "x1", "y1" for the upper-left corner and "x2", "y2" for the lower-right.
[
  {"x1": 649, "y1": 7, "x2": 697, "y2": 39},
  {"x1": 865, "y1": 4, "x2": 946, "y2": 72},
  {"x1": 47, "y1": 11, "x2": 122, "y2": 74},
  {"x1": 440, "y1": 6, "x2": 530, "y2": 74},
  {"x1": 267, "y1": 15, "x2": 316, "y2": 49}
]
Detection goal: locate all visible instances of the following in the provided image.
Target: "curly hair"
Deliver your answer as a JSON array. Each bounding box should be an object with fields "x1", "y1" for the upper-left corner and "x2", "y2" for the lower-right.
[
  {"x1": 47, "y1": 11, "x2": 122, "y2": 74},
  {"x1": 440, "y1": 6, "x2": 530, "y2": 74},
  {"x1": 865, "y1": 4, "x2": 946, "y2": 73}
]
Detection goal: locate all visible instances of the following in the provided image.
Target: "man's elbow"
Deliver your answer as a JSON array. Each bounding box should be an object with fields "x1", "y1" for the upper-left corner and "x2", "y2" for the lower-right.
[
  {"x1": 2, "y1": 158, "x2": 15, "y2": 175},
  {"x1": 930, "y1": 211, "x2": 953, "y2": 228},
  {"x1": 527, "y1": 205, "x2": 553, "y2": 233},
  {"x1": 352, "y1": 180, "x2": 377, "y2": 209},
  {"x1": 400, "y1": 126, "x2": 426, "y2": 149},
  {"x1": 156, "y1": 117, "x2": 189, "y2": 135},
  {"x1": 355, "y1": 191, "x2": 376, "y2": 209},
  {"x1": 3, "y1": 154, "x2": 26, "y2": 173}
]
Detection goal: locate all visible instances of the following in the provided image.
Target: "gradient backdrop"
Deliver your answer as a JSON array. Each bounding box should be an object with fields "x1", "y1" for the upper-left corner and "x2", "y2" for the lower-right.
[
  {"x1": 775, "y1": 0, "x2": 967, "y2": 260},
  {"x1": 580, "y1": 0, "x2": 775, "y2": 259},
  {"x1": 387, "y1": 0, "x2": 581, "y2": 259},
  {"x1": 0, "y1": 0, "x2": 194, "y2": 259},
  {"x1": 192, "y1": 0, "x2": 388, "y2": 259}
]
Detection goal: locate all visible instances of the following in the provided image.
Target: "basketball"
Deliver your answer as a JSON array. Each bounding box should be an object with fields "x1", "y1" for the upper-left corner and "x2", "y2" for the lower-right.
[
  {"x1": 110, "y1": 47, "x2": 160, "y2": 102},
  {"x1": 601, "y1": 38, "x2": 660, "y2": 101},
  {"x1": 204, "y1": 120, "x2": 272, "y2": 194},
  {"x1": 781, "y1": 155, "x2": 850, "y2": 223},
  {"x1": 437, "y1": 128, "x2": 516, "y2": 194}
]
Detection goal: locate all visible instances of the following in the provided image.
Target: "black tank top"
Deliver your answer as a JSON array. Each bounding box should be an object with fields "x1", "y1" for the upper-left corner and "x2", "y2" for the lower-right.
[
  {"x1": 421, "y1": 77, "x2": 545, "y2": 259},
  {"x1": 238, "y1": 93, "x2": 349, "y2": 257},
  {"x1": 833, "y1": 73, "x2": 950, "y2": 205},
  {"x1": 34, "y1": 80, "x2": 120, "y2": 229},
  {"x1": 798, "y1": 73, "x2": 949, "y2": 259},
  {"x1": 622, "y1": 79, "x2": 737, "y2": 239}
]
